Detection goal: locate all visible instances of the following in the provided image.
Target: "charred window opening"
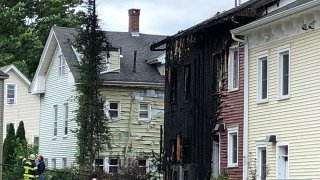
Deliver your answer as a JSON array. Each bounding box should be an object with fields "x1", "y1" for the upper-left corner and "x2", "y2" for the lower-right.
[
  {"x1": 170, "y1": 68, "x2": 177, "y2": 103},
  {"x1": 184, "y1": 64, "x2": 191, "y2": 101}
]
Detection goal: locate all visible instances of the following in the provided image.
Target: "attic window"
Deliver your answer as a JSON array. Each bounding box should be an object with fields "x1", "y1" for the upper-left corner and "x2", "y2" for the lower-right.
[
  {"x1": 101, "y1": 48, "x2": 121, "y2": 73},
  {"x1": 58, "y1": 55, "x2": 66, "y2": 76}
]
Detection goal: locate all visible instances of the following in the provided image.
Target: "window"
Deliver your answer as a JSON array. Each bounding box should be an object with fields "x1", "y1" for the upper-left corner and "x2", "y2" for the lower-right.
[
  {"x1": 257, "y1": 146, "x2": 267, "y2": 180},
  {"x1": 62, "y1": 158, "x2": 67, "y2": 168},
  {"x1": 53, "y1": 105, "x2": 58, "y2": 136},
  {"x1": 63, "y1": 104, "x2": 68, "y2": 135},
  {"x1": 33, "y1": 136, "x2": 39, "y2": 147},
  {"x1": 184, "y1": 64, "x2": 191, "y2": 101},
  {"x1": 52, "y1": 158, "x2": 56, "y2": 169},
  {"x1": 109, "y1": 157, "x2": 119, "y2": 173},
  {"x1": 278, "y1": 49, "x2": 290, "y2": 99},
  {"x1": 139, "y1": 103, "x2": 151, "y2": 121},
  {"x1": 258, "y1": 55, "x2": 268, "y2": 101},
  {"x1": 6, "y1": 84, "x2": 16, "y2": 104},
  {"x1": 170, "y1": 68, "x2": 177, "y2": 102},
  {"x1": 58, "y1": 55, "x2": 66, "y2": 76},
  {"x1": 138, "y1": 159, "x2": 147, "y2": 175},
  {"x1": 109, "y1": 102, "x2": 119, "y2": 119},
  {"x1": 96, "y1": 159, "x2": 104, "y2": 171},
  {"x1": 228, "y1": 48, "x2": 239, "y2": 90},
  {"x1": 227, "y1": 127, "x2": 238, "y2": 167}
]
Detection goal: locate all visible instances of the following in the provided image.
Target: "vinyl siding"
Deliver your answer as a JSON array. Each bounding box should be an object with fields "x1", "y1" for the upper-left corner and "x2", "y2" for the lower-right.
[
  {"x1": 3, "y1": 70, "x2": 40, "y2": 143},
  {"x1": 248, "y1": 28, "x2": 320, "y2": 179},
  {"x1": 218, "y1": 43, "x2": 244, "y2": 179},
  {"x1": 40, "y1": 46, "x2": 78, "y2": 169},
  {"x1": 100, "y1": 87, "x2": 164, "y2": 158}
]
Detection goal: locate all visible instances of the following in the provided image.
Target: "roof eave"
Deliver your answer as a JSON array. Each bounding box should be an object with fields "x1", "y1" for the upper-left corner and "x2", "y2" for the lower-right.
[
  {"x1": 103, "y1": 81, "x2": 164, "y2": 88},
  {"x1": 231, "y1": 0, "x2": 320, "y2": 35}
]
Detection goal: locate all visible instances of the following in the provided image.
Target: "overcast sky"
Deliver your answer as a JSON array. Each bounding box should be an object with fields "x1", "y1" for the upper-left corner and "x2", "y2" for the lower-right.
[{"x1": 96, "y1": 0, "x2": 249, "y2": 36}]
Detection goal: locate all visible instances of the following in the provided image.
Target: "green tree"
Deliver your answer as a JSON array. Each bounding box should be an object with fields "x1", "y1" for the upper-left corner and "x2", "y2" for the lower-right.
[
  {"x1": 16, "y1": 121, "x2": 26, "y2": 142},
  {"x1": 75, "y1": 0, "x2": 111, "y2": 173},
  {"x1": 0, "y1": 0, "x2": 83, "y2": 79},
  {"x1": 3, "y1": 123, "x2": 16, "y2": 171}
]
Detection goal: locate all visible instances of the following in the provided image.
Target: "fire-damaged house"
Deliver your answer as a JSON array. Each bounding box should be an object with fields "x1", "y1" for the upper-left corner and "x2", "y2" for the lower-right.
[{"x1": 151, "y1": 0, "x2": 280, "y2": 179}]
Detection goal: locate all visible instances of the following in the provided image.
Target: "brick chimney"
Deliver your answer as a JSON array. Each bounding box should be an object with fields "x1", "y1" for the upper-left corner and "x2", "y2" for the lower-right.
[{"x1": 128, "y1": 9, "x2": 140, "y2": 35}]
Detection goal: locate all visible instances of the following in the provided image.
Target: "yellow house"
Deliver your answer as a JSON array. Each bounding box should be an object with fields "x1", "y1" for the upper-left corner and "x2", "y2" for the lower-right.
[{"x1": 232, "y1": 0, "x2": 320, "y2": 179}]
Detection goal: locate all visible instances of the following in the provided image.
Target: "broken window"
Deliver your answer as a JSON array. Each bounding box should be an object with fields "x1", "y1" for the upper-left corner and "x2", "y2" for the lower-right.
[
  {"x1": 170, "y1": 68, "x2": 177, "y2": 103},
  {"x1": 184, "y1": 64, "x2": 191, "y2": 101}
]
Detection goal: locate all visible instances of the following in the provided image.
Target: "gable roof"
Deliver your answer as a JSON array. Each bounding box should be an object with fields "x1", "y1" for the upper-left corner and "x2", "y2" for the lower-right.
[
  {"x1": 52, "y1": 26, "x2": 166, "y2": 86},
  {"x1": 231, "y1": 0, "x2": 318, "y2": 35},
  {"x1": 0, "y1": 64, "x2": 31, "y2": 85}
]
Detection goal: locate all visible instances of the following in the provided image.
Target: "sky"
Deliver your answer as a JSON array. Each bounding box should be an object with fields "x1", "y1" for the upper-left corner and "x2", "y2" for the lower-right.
[{"x1": 96, "y1": 0, "x2": 249, "y2": 36}]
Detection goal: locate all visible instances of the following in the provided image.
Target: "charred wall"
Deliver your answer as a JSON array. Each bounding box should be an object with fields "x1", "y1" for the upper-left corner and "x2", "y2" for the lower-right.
[{"x1": 163, "y1": 21, "x2": 235, "y2": 180}]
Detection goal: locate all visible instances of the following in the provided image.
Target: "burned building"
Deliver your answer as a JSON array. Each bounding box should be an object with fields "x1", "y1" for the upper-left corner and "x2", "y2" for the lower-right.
[{"x1": 151, "y1": 0, "x2": 279, "y2": 179}]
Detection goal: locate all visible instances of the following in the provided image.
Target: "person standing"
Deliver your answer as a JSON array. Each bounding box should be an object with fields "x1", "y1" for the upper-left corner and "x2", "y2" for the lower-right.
[
  {"x1": 37, "y1": 155, "x2": 45, "y2": 180},
  {"x1": 22, "y1": 154, "x2": 38, "y2": 180}
]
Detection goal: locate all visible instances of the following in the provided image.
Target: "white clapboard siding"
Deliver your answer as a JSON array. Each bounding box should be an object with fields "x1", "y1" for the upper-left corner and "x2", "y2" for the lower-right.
[{"x1": 39, "y1": 46, "x2": 78, "y2": 169}]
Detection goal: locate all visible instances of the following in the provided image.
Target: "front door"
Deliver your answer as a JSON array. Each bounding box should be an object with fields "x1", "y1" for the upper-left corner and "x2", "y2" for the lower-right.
[{"x1": 277, "y1": 145, "x2": 288, "y2": 179}]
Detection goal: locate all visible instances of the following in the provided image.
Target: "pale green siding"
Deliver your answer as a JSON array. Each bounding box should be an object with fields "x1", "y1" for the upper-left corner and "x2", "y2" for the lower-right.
[
  {"x1": 248, "y1": 28, "x2": 320, "y2": 179},
  {"x1": 100, "y1": 87, "x2": 164, "y2": 158},
  {"x1": 40, "y1": 46, "x2": 78, "y2": 168}
]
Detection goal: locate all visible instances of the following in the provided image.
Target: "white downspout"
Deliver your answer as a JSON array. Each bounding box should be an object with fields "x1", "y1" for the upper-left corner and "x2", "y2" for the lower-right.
[{"x1": 232, "y1": 33, "x2": 248, "y2": 180}]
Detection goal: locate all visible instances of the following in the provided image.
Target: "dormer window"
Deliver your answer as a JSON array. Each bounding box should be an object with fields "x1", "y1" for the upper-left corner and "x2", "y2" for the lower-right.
[
  {"x1": 101, "y1": 48, "x2": 121, "y2": 73},
  {"x1": 58, "y1": 54, "x2": 66, "y2": 76}
]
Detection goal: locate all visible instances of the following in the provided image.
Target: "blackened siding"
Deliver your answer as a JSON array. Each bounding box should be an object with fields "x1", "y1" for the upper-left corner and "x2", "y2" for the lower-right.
[
  {"x1": 218, "y1": 43, "x2": 244, "y2": 179},
  {"x1": 163, "y1": 22, "x2": 235, "y2": 180}
]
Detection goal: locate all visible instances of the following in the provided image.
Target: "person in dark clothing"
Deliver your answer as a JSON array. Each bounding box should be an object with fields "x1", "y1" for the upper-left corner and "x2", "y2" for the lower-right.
[{"x1": 37, "y1": 155, "x2": 45, "y2": 180}]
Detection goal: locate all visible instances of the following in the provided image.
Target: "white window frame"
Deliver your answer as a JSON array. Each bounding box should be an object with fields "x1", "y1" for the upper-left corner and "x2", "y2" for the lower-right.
[
  {"x1": 227, "y1": 127, "x2": 238, "y2": 167},
  {"x1": 138, "y1": 102, "x2": 151, "y2": 122},
  {"x1": 51, "y1": 158, "x2": 56, "y2": 169},
  {"x1": 277, "y1": 45, "x2": 290, "y2": 100},
  {"x1": 58, "y1": 54, "x2": 66, "y2": 76},
  {"x1": 32, "y1": 135, "x2": 39, "y2": 146},
  {"x1": 62, "y1": 158, "x2": 67, "y2": 169},
  {"x1": 257, "y1": 51, "x2": 269, "y2": 103},
  {"x1": 108, "y1": 101, "x2": 120, "y2": 120},
  {"x1": 5, "y1": 83, "x2": 17, "y2": 105},
  {"x1": 53, "y1": 105, "x2": 58, "y2": 137},
  {"x1": 276, "y1": 142, "x2": 289, "y2": 179},
  {"x1": 228, "y1": 46, "x2": 240, "y2": 91},
  {"x1": 138, "y1": 159, "x2": 148, "y2": 174},
  {"x1": 106, "y1": 157, "x2": 119, "y2": 173},
  {"x1": 63, "y1": 103, "x2": 68, "y2": 136},
  {"x1": 256, "y1": 142, "x2": 267, "y2": 180}
]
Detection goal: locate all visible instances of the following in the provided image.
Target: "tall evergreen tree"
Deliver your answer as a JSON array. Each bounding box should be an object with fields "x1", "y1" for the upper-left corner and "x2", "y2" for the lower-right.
[
  {"x1": 3, "y1": 124, "x2": 16, "y2": 169},
  {"x1": 15, "y1": 121, "x2": 26, "y2": 141},
  {"x1": 0, "y1": 0, "x2": 83, "y2": 78},
  {"x1": 75, "y1": 0, "x2": 111, "y2": 173}
]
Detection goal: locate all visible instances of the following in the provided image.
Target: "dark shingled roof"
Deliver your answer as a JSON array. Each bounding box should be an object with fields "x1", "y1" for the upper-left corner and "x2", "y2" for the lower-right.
[
  {"x1": 52, "y1": 26, "x2": 166, "y2": 84},
  {"x1": 0, "y1": 70, "x2": 9, "y2": 79}
]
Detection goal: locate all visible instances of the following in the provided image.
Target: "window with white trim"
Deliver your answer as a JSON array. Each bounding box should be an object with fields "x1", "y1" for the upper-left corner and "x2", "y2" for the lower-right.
[
  {"x1": 108, "y1": 157, "x2": 119, "y2": 173},
  {"x1": 227, "y1": 127, "x2": 238, "y2": 167},
  {"x1": 258, "y1": 55, "x2": 268, "y2": 101},
  {"x1": 109, "y1": 102, "x2": 119, "y2": 119},
  {"x1": 62, "y1": 158, "x2": 67, "y2": 168},
  {"x1": 95, "y1": 158, "x2": 105, "y2": 171},
  {"x1": 53, "y1": 105, "x2": 58, "y2": 136},
  {"x1": 257, "y1": 146, "x2": 267, "y2": 180},
  {"x1": 58, "y1": 55, "x2": 66, "y2": 76},
  {"x1": 52, "y1": 158, "x2": 56, "y2": 169},
  {"x1": 63, "y1": 103, "x2": 68, "y2": 135},
  {"x1": 6, "y1": 84, "x2": 16, "y2": 104},
  {"x1": 228, "y1": 48, "x2": 239, "y2": 90},
  {"x1": 278, "y1": 49, "x2": 290, "y2": 98},
  {"x1": 138, "y1": 159, "x2": 147, "y2": 175},
  {"x1": 139, "y1": 103, "x2": 151, "y2": 121}
]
